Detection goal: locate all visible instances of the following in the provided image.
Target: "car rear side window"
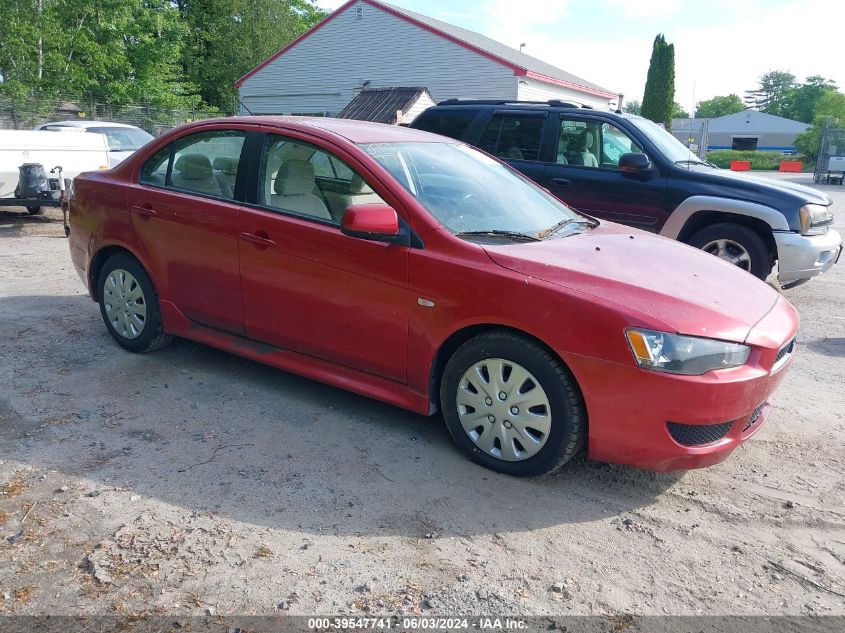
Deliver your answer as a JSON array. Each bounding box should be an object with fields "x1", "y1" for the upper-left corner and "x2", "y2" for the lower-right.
[
  {"x1": 170, "y1": 130, "x2": 246, "y2": 199},
  {"x1": 412, "y1": 109, "x2": 477, "y2": 141},
  {"x1": 140, "y1": 147, "x2": 172, "y2": 186},
  {"x1": 478, "y1": 114, "x2": 545, "y2": 162}
]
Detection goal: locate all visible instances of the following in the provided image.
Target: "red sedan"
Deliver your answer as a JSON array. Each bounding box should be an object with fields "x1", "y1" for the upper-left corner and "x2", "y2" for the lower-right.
[{"x1": 67, "y1": 117, "x2": 799, "y2": 476}]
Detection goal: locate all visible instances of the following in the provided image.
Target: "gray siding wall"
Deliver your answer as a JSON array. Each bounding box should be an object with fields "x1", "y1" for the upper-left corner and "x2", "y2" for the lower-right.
[
  {"x1": 517, "y1": 77, "x2": 612, "y2": 110},
  {"x1": 239, "y1": 2, "x2": 517, "y2": 115}
]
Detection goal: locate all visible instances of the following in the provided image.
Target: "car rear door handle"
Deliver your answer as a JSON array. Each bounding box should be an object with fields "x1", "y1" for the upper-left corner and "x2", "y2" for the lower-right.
[
  {"x1": 551, "y1": 178, "x2": 571, "y2": 187},
  {"x1": 240, "y1": 231, "x2": 277, "y2": 248},
  {"x1": 130, "y1": 204, "x2": 158, "y2": 217}
]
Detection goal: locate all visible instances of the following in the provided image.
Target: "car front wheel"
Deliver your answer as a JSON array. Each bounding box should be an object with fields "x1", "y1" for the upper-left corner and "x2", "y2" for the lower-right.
[
  {"x1": 97, "y1": 253, "x2": 173, "y2": 353},
  {"x1": 440, "y1": 330, "x2": 586, "y2": 477},
  {"x1": 688, "y1": 222, "x2": 772, "y2": 280}
]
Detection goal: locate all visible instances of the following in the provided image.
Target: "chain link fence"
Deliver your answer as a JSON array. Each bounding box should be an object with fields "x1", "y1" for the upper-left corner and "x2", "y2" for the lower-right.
[{"x1": 0, "y1": 96, "x2": 227, "y2": 137}]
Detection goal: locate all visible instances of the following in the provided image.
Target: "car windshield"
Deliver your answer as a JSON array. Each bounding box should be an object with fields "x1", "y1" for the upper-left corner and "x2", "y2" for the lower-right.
[
  {"x1": 360, "y1": 142, "x2": 585, "y2": 239},
  {"x1": 627, "y1": 117, "x2": 705, "y2": 164},
  {"x1": 89, "y1": 127, "x2": 154, "y2": 151}
]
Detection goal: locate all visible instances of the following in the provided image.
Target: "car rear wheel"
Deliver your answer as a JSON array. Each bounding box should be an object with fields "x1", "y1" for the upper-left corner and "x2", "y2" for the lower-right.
[
  {"x1": 688, "y1": 222, "x2": 772, "y2": 281},
  {"x1": 440, "y1": 330, "x2": 586, "y2": 477},
  {"x1": 98, "y1": 253, "x2": 173, "y2": 353},
  {"x1": 26, "y1": 206, "x2": 43, "y2": 215}
]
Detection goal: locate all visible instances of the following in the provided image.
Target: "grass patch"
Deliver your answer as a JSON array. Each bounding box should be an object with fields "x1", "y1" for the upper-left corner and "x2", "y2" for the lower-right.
[{"x1": 706, "y1": 150, "x2": 802, "y2": 170}]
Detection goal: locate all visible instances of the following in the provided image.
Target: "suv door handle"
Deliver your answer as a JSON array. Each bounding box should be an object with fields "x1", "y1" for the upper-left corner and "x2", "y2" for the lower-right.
[
  {"x1": 130, "y1": 204, "x2": 158, "y2": 217},
  {"x1": 240, "y1": 231, "x2": 276, "y2": 248},
  {"x1": 551, "y1": 178, "x2": 571, "y2": 187}
]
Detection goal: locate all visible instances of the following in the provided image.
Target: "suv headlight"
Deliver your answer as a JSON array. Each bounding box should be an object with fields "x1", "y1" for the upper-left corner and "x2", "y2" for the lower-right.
[
  {"x1": 799, "y1": 204, "x2": 833, "y2": 236},
  {"x1": 626, "y1": 329, "x2": 751, "y2": 375}
]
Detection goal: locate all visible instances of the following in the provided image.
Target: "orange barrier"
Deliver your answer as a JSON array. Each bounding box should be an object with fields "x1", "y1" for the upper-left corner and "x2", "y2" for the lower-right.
[
  {"x1": 730, "y1": 160, "x2": 751, "y2": 171},
  {"x1": 779, "y1": 161, "x2": 802, "y2": 173}
]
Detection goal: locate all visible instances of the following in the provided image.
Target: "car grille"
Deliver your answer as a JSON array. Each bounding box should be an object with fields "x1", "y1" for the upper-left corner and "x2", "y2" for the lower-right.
[
  {"x1": 774, "y1": 338, "x2": 795, "y2": 369},
  {"x1": 742, "y1": 402, "x2": 766, "y2": 433},
  {"x1": 666, "y1": 420, "x2": 735, "y2": 447}
]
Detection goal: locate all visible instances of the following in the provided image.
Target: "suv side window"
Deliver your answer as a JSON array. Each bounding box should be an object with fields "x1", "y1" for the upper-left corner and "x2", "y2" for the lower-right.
[
  {"x1": 412, "y1": 109, "x2": 478, "y2": 141},
  {"x1": 556, "y1": 117, "x2": 642, "y2": 169},
  {"x1": 478, "y1": 113, "x2": 545, "y2": 162}
]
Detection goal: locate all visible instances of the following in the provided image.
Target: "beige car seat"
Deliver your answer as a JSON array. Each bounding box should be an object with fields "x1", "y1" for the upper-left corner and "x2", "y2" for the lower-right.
[
  {"x1": 270, "y1": 160, "x2": 332, "y2": 221},
  {"x1": 578, "y1": 134, "x2": 599, "y2": 167},
  {"x1": 324, "y1": 174, "x2": 382, "y2": 221},
  {"x1": 172, "y1": 153, "x2": 224, "y2": 196},
  {"x1": 212, "y1": 157, "x2": 238, "y2": 197}
]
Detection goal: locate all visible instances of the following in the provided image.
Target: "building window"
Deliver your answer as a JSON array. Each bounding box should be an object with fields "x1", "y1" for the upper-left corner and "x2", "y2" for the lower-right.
[{"x1": 732, "y1": 137, "x2": 759, "y2": 151}]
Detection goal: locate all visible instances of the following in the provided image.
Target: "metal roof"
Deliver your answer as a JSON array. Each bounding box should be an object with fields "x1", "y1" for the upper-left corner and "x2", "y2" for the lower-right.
[{"x1": 338, "y1": 87, "x2": 430, "y2": 124}]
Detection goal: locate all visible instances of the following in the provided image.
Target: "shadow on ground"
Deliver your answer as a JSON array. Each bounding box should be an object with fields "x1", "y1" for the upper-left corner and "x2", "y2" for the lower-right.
[{"x1": 1, "y1": 294, "x2": 687, "y2": 538}]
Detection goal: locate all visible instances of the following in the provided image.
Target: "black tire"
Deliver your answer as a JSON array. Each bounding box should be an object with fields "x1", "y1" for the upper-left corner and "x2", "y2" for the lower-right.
[
  {"x1": 440, "y1": 330, "x2": 586, "y2": 477},
  {"x1": 97, "y1": 253, "x2": 173, "y2": 353},
  {"x1": 687, "y1": 222, "x2": 772, "y2": 281},
  {"x1": 26, "y1": 206, "x2": 43, "y2": 215}
]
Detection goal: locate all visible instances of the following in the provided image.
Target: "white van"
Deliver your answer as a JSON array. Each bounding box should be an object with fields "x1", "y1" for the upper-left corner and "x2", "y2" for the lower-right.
[
  {"x1": 0, "y1": 130, "x2": 111, "y2": 199},
  {"x1": 35, "y1": 120, "x2": 154, "y2": 167}
]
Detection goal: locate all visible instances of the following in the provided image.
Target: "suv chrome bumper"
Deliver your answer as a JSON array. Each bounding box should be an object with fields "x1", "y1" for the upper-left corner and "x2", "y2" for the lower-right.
[{"x1": 775, "y1": 229, "x2": 842, "y2": 284}]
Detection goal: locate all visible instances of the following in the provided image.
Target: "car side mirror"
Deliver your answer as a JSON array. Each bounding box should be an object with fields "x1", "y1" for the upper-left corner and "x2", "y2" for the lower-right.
[
  {"x1": 619, "y1": 152, "x2": 652, "y2": 174},
  {"x1": 341, "y1": 203, "x2": 400, "y2": 242}
]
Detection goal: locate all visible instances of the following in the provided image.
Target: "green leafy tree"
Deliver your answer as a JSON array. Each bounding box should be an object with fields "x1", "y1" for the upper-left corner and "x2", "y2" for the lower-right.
[
  {"x1": 744, "y1": 70, "x2": 796, "y2": 116},
  {"x1": 641, "y1": 34, "x2": 675, "y2": 129},
  {"x1": 794, "y1": 90, "x2": 845, "y2": 161},
  {"x1": 623, "y1": 99, "x2": 641, "y2": 115},
  {"x1": 694, "y1": 94, "x2": 745, "y2": 118},
  {"x1": 672, "y1": 101, "x2": 690, "y2": 119},
  {"x1": 782, "y1": 76, "x2": 838, "y2": 123},
  {"x1": 177, "y1": 0, "x2": 327, "y2": 111}
]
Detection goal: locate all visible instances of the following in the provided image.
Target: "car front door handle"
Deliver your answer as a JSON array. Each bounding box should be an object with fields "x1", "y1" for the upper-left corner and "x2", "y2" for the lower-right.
[
  {"x1": 551, "y1": 178, "x2": 571, "y2": 187},
  {"x1": 130, "y1": 204, "x2": 158, "y2": 217},
  {"x1": 240, "y1": 231, "x2": 277, "y2": 248}
]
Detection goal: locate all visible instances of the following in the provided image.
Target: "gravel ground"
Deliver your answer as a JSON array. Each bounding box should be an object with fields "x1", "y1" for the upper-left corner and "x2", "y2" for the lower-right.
[{"x1": 0, "y1": 173, "x2": 843, "y2": 618}]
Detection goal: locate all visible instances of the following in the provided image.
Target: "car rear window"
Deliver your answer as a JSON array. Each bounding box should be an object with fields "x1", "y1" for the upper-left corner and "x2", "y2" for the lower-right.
[{"x1": 412, "y1": 109, "x2": 477, "y2": 141}]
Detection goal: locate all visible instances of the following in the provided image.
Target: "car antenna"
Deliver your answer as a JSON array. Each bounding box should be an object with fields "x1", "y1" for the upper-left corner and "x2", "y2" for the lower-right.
[{"x1": 238, "y1": 98, "x2": 255, "y2": 116}]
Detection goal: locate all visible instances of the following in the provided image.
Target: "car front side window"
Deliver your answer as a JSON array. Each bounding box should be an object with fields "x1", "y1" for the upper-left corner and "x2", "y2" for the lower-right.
[{"x1": 259, "y1": 135, "x2": 385, "y2": 224}]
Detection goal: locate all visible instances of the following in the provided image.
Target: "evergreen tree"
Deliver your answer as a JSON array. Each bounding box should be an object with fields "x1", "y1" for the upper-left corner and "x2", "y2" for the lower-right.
[
  {"x1": 641, "y1": 34, "x2": 675, "y2": 129},
  {"x1": 744, "y1": 70, "x2": 796, "y2": 116}
]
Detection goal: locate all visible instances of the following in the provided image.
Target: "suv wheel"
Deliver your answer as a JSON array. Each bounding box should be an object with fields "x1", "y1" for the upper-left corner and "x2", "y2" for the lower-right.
[
  {"x1": 688, "y1": 223, "x2": 772, "y2": 281},
  {"x1": 440, "y1": 330, "x2": 586, "y2": 477}
]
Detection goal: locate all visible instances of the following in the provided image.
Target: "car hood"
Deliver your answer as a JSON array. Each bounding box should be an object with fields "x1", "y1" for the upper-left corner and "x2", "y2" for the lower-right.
[
  {"x1": 483, "y1": 222, "x2": 780, "y2": 343},
  {"x1": 685, "y1": 164, "x2": 831, "y2": 206}
]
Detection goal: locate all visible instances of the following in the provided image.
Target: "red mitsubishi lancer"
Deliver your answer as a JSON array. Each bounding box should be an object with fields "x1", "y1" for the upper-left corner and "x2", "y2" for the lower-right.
[{"x1": 67, "y1": 117, "x2": 799, "y2": 476}]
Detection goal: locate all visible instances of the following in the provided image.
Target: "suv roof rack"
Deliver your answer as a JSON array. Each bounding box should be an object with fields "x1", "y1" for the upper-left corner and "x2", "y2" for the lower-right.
[{"x1": 437, "y1": 99, "x2": 592, "y2": 109}]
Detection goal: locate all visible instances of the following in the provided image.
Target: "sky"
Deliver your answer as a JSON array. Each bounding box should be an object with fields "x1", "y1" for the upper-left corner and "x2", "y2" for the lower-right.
[{"x1": 316, "y1": 0, "x2": 844, "y2": 110}]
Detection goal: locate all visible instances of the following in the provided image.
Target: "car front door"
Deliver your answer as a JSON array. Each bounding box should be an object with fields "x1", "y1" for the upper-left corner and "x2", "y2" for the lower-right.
[
  {"x1": 544, "y1": 115, "x2": 668, "y2": 231},
  {"x1": 237, "y1": 132, "x2": 410, "y2": 382},
  {"x1": 128, "y1": 128, "x2": 249, "y2": 334}
]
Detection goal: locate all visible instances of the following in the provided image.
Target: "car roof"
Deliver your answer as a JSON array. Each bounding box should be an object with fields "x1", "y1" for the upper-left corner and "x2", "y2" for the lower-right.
[
  {"x1": 196, "y1": 116, "x2": 447, "y2": 144},
  {"x1": 38, "y1": 120, "x2": 143, "y2": 130},
  {"x1": 425, "y1": 100, "x2": 642, "y2": 120}
]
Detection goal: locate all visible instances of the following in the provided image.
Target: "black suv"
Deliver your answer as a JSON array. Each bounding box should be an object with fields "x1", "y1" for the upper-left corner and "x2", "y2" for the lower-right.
[{"x1": 410, "y1": 100, "x2": 841, "y2": 286}]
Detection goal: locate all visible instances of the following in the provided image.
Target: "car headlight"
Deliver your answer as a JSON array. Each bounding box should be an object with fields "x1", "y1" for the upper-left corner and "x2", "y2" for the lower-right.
[
  {"x1": 799, "y1": 204, "x2": 833, "y2": 236},
  {"x1": 625, "y1": 329, "x2": 751, "y2": 375}
]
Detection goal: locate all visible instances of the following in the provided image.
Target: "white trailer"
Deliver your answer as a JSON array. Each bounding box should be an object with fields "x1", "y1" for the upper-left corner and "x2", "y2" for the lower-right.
[{"x1": 0, "y1": 130, "x2": 110, "y2": 199}]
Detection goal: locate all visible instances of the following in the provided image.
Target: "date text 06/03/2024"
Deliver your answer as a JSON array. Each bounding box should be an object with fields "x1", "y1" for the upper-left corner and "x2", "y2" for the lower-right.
[{"x1": 307, "y1": 617, "x2": 529, "y2": 630}]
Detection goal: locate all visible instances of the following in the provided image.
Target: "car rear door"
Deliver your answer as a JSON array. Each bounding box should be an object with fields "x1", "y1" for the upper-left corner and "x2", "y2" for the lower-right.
[
  {"x1": 127, "y1": 127, "x2": 250, "y2": 334},
  {"x1": 236, "y1": 130, "x2": 410, "y2": 382},
  {"x1": 543, "y1": 114, "x2": 668, "y2": 231},
  {"x1": 472, "y1": 110, "x2": 552, "y2": 185}
]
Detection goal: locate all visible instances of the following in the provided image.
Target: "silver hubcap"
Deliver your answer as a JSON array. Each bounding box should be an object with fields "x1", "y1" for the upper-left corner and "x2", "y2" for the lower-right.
[
  {"x1": 103, "y1": 269, "x2": 147, "y2": 340},
  {"x1": 701, "y1": 239, "x2": 752, "y2": 271},
  {"x1": 456, "y1": 358, "x2": 551, "y2": 462}
]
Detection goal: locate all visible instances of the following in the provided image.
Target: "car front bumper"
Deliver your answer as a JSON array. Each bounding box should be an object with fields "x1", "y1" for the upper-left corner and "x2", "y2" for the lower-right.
[
  {"x1": 565, "y1": 298, "x2": 799, "y2": 471},
  {"x1": 775, "y1": 228, "x2": 842, "y2": 284}
]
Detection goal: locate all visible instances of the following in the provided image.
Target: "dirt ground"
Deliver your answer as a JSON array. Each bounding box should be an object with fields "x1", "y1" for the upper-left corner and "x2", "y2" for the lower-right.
[{"x1": 0, "y1": 173, "x2": 843, "y2": 619}]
